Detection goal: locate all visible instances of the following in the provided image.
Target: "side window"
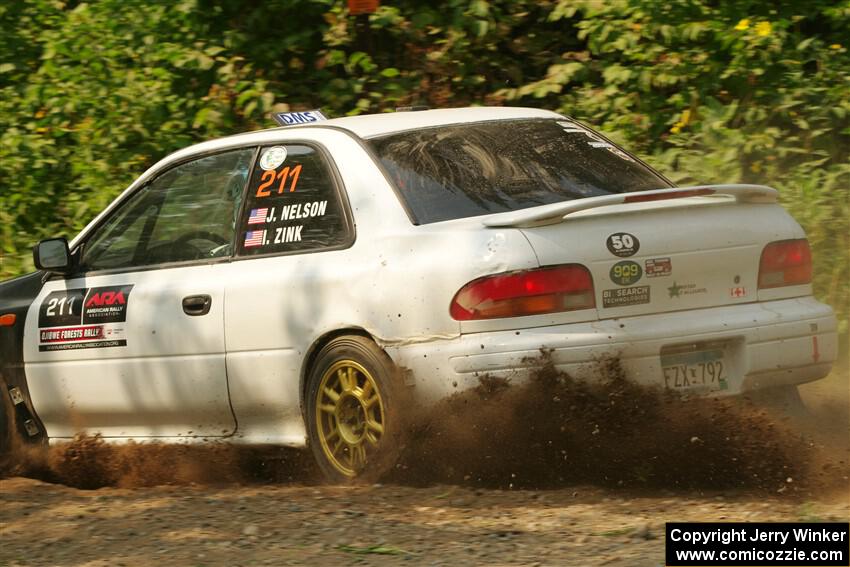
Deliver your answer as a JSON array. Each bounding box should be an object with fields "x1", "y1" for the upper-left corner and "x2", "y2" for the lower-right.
[
  {"x1": 82, "y1": 148, "x2": 255, "y2": 271},
  {"x1": 237, "y1": 144, "x2": 351, "y2": 256}
]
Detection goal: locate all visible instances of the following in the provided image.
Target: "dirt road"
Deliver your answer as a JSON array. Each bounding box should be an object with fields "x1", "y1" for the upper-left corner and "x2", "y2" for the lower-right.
[
  {"x1": 1, "y1": 363, "x2": 848, "y2": 566},
  {"x1": 2, "y1": 477, "x2": 848, "y2": 567}
]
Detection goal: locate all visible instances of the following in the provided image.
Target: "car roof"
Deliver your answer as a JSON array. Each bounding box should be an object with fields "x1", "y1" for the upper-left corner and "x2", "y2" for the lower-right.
[
  {"x1": 312, "y1": 106, "x2": 564, "y2": 139},
  {"x1": 160, "y1": 107, "x2": 565, "y2": 169}
]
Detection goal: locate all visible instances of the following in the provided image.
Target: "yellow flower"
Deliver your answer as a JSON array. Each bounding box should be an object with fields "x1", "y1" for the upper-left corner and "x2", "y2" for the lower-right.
[
  {"x1": 670, "y1": 109, "x2": 691, "y2": 135},
  {"x1": 734, "y1": 18, "x2": 750, "y2": 31},
  {"x1": 830, "y1": 43, "x2": 842, "y2": 50},
  {"x1": 755, "y1": 21, "x2": 772, "y2": 37}
]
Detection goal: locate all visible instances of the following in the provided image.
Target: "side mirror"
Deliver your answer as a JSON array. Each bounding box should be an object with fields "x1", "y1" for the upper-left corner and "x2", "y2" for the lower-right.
[{"x1": 33, "y1": 238, "x2": 73, "y2": 273}]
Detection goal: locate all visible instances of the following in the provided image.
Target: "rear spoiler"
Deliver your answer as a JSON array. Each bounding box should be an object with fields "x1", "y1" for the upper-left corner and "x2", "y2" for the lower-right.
[{"x1": 482, "y1": 184, "x2": 779, "y2": 229}]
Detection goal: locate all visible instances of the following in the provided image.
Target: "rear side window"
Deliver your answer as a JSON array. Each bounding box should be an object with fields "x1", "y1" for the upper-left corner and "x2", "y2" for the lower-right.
[
  {"x1": 369, "y1": 118, "x2": 671, "y2": 224},
  {"x1": 236, "y1": 144, "x2": 351, "y2": 256}
]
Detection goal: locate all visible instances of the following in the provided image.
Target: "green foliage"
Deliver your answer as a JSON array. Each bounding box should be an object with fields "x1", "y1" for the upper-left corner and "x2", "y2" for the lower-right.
[{"x1": 0, "y1": 0, "x2": 847, "y2": 332}]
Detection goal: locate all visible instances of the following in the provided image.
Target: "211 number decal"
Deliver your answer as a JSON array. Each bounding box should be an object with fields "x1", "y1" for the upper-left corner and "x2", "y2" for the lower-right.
[
  {"x1": 46, "y1": 296, "x2": 76, "y2": 317},
  {"x1": 256, "y1": 164, "x2": 302, "y2": 198}
]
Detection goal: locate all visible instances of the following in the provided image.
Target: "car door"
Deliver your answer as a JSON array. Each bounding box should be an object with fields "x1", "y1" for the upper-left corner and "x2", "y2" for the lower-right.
[
  {"x1": 223, "y1": 142, "x2": 355, "y2": 444},
  {"x1": 23, "y1": 147, "x2": 256, "y2": 439}
]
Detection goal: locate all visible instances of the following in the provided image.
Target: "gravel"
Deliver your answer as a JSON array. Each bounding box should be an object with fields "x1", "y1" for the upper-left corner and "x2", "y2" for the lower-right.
[{"x1": 2, "y1": 477, "x2": 848, "y2": 566}]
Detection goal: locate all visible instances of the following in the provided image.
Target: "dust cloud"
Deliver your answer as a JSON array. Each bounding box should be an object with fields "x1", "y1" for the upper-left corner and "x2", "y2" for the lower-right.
[
  {"x1": 1, "y1": 353, "x2": 846, "y2": 494},
  {"x1": 390, "y1": 353, "x2": 848, "y2": 493},
  {"x1": 1, "y1": 434, "x2": 315, "y2": 489}
]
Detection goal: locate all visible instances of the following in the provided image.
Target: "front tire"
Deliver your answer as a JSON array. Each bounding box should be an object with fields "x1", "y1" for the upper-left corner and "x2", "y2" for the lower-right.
[{"x1": 305, "y1": 336, "x2": 405, "y2": 483}]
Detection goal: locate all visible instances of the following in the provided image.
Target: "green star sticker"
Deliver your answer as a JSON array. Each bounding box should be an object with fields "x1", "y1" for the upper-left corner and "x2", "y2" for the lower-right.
[{"x1": 668, "y1": 281, "x2": 682, "y2": 298}]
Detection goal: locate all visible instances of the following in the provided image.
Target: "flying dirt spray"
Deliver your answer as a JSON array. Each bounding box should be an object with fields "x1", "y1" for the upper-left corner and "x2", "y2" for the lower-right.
[{"x1": 1, "y1": 353, "x2": 846, "y2": 492}]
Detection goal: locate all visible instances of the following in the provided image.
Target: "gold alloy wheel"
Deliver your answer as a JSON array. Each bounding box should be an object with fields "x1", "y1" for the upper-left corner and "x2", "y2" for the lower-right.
[{"x1": 315, "y1": 359, "x2": 386, "y2": 477}]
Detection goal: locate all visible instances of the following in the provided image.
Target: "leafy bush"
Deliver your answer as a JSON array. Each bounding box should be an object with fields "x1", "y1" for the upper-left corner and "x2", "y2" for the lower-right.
[{"x1": 0, "y1": 0, "x2": 846, "y2": 334}]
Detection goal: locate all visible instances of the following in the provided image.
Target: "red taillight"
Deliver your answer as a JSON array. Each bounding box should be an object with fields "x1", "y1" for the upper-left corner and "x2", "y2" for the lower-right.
[
  {"x1": 450, "y1": 264, "x2": 595, "y2": 321},
  {"x1": 758, "y1": 239, "x2": 812, "y2": 289},
  {"x1": 0, "y1": 313, "x2": 16, "y2": 327}
]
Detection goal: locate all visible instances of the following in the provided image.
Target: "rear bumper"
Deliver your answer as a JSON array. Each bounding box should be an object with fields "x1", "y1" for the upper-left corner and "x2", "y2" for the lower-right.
[{"x1": 388, "y1": 297, "x2": 838, "y2": 403}]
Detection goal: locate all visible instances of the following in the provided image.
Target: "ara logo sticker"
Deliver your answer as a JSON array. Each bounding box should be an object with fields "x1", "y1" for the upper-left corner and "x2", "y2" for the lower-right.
[
  {"x1": 82, "y1": 285, "x2": 133, "y2": 324},
  {"x1": 272, "y1": 110, "x2": 327, "y2": 126},
  {"x1": 606, "y1": 232, "x2": 640, "y2": 257},
  {"x1": 259, "y1": 146, "x2": 288, "y2": 171},
  {"x1": 85, "y1": 290, "x2": 127, "y2": 308},
  {"x1": 610, "y1": 260, "x2": 642, "y2": 286}
]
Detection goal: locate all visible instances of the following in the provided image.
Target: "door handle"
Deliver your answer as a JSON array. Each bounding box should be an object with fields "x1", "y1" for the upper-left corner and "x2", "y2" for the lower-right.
[{"x1": 182, "y1": 294, "x2": 212, "y2": 316}]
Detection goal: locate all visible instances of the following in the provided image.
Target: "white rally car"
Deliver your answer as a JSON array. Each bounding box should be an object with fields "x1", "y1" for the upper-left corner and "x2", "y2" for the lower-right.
[{"x1": 0, "y1": 107, "x2": 837, "y2": 481}]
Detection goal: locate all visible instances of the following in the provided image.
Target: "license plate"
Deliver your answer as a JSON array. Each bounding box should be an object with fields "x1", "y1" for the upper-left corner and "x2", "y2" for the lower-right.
[{"x1": 661, "y1": 348, "x2": 728, "y2": 391}]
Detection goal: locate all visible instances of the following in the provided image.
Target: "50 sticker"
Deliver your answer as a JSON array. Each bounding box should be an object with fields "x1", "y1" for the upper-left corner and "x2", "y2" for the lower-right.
[
  {"x1": 606, "y1": 232, "x2": 640, "y2": 257},
  {"x1": 610, "y1": 260, "x2": 642, "y2": 286}
]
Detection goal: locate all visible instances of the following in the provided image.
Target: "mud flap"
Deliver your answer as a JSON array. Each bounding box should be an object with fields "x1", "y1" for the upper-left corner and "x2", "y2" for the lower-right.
[{"x1": 1, "y1": 381, "x2": 44, "y2": 455}]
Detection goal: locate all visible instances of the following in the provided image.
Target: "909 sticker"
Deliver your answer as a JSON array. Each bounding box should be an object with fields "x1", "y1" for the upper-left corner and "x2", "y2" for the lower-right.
[
  {"x1": 610, "y1": 260, "x2": 642, "y2": 286},
  {"x1": 38, "y1": 285, "x2": 133, "y2": 351}
]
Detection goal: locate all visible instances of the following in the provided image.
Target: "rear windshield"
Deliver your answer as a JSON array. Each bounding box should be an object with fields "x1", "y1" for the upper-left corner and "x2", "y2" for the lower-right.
[{"x1": 369, "y1": 118, "x2": 671, "y2": 224}]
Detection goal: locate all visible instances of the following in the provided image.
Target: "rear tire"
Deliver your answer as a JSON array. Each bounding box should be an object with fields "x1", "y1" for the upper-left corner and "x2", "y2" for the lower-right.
[{"x1": 305, "y1": 336, "x2": 406, "y2": 483}]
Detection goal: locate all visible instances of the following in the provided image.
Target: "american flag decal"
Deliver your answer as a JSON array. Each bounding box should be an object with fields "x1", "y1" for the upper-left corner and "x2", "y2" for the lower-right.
[
  {"x1": 247, "y1": 208, "x2": 268, "y2": 225},
  {"x1": 244, "y1": 230, "x2": 266, "y2": 248}
]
